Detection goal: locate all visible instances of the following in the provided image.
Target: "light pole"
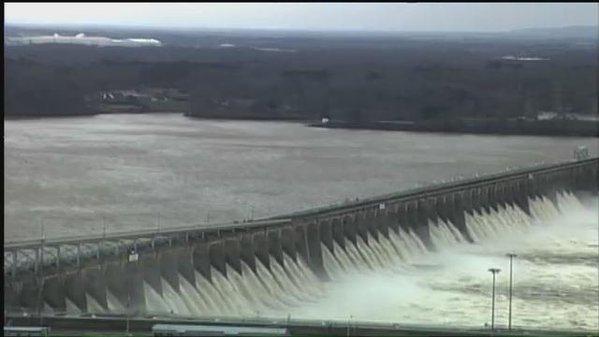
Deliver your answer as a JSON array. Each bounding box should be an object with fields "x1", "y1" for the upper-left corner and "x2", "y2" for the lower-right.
[
  {"x1": 346, "y1": 315, "x2": 353, "y2": 337},
  {"x1": 506, "y1": 253, "x2": 517, "y2": 330},
  {"x1": 126, "y1": 292, "x2": 131, "y2": 336},
  {"x1": 157, "y1": 213, "x2": 161, "y2": 233},
  {"x1": 39, "y1": 219, "x2": 45, "y2": 326},
  {"x1": 101, "y1": 216, "x2": 106, "y2": 255},
  {"x1": 488, "y1": 268, "x2": 501, "y2": 330}
]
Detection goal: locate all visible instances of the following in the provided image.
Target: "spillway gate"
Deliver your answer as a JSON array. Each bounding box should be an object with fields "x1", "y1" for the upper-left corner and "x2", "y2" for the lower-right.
[{"x1": 4, "y1": 157, "x2": 598, "y2": 316}]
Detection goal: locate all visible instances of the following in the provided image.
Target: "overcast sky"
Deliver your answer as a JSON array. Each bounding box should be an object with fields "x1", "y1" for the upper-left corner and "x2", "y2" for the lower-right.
[{"x1": 5, "y1": 3, "x2": 598, "y2": 32}]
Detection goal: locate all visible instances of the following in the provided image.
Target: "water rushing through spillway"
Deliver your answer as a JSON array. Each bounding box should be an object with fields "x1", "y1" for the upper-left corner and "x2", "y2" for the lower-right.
[{"x1": 57, "y1": 191, "x2": 597, "y2": 331}]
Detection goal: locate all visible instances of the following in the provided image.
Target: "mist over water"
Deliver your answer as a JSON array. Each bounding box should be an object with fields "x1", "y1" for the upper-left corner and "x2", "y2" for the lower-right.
[
  {"x1": 289, "y1": 193, "x2": 598, "y2": 331},
  {"x1": 5, "y1": 115, "x2": 598, "y2": 330},
  {"x1": 120, "y1": 192, "x2": 597, "y2": 331}
]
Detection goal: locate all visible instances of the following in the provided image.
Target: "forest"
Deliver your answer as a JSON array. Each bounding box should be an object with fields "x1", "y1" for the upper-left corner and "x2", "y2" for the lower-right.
[{"x1": 5, "y1": 25, "x2": 598, "y2": 126}]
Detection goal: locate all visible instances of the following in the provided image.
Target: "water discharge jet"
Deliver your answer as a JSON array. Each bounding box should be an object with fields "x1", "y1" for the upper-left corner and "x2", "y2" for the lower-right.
[{"x1": 4, "y1": 158, "x2": 598, "y2": 331}]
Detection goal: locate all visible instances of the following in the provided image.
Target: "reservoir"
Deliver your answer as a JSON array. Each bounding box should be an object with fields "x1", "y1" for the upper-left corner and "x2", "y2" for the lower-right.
[
  {"x1": 4, "y1": 113, "x2": 597, "y2": 240},
  {"x1": 3, "y1": 113, "x2": 598, "y2": 331}
]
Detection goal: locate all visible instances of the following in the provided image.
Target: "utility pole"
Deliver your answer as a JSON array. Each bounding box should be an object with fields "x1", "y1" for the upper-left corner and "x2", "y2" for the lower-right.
[
  {"x1": 506, "y1": 253, "x2": 517, "y2": 330},
  {"x1": 488, "y1": 268, "x2": 501, "y2": 330}
]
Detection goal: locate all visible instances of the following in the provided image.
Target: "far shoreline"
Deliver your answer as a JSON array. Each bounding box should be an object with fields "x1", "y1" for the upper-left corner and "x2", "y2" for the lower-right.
[{"x1": 5, "y1": 111, "x2": 598, "y2": 138}]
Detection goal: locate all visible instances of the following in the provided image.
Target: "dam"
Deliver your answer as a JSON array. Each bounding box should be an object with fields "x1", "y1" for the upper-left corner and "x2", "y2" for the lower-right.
[{"x1": 4, "y1": 157, "x2": 598, "y2": 329}]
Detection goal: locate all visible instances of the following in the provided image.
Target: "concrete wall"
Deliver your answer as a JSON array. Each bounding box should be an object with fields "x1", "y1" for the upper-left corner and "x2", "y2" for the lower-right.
[{"x1": 4, "y1": 158, "x2": 597, "y2": 315}]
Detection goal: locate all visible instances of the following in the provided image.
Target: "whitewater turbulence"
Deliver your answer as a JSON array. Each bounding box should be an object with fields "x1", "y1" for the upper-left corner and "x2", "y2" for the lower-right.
[{"x1": 48, "y1": 190, "x2": 595, "y2": 331}]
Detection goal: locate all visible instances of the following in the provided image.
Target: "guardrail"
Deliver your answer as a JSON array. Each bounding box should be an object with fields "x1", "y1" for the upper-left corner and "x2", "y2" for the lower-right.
[
  {"x1": 270, "y1": 156, "x2": 599, "y2": 220},
  {"x1": 6, "y1": 157, "x2": 597, "y2": 250},
  {"x1": 4, "y1": 218, "x2": 291, "y2": 250},
  {"x1": 4, "y1": 157, "x2": 597, "y2": 274},
  {"x1": 3, "y1": 218, "x2": 291, "y2": 275}
]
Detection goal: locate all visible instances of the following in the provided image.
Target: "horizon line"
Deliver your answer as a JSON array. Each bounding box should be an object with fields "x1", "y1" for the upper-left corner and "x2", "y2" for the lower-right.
[{"x1": 5, "y1": 22, "x2": 598, "y2": 35}]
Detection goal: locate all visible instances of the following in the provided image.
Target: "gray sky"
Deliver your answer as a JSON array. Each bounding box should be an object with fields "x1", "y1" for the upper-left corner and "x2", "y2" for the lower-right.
[{"x1": 4, "y1": 3, "x2": 598, "y2": 32}]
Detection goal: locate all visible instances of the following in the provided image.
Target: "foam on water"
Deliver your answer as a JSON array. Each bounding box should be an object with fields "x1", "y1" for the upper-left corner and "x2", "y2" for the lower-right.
[
  {"x1": 65, "y1": 298, "x2": 81, "y2": 316},
  {"x1": 106, "y1": 289, "x2": 125, "y2": 313},
  {"x1": 85, "y1": 293, "x2": 106, "y2": 314},
  {"x1": 297, "y1": 191, "x2": 597, "y2": 330},
  {"x1": 73, "y1": 191, "x2": 596, "y2": 331}
]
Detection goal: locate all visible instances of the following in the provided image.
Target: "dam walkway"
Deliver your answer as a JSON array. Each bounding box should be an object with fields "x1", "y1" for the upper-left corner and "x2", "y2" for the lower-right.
[{"x1": 3, "y1": 156, "x2": 598, "y2": 318}]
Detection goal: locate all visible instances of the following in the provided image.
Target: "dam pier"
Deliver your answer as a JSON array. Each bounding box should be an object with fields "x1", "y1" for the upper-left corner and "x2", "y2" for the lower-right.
[{"x1": 4, "y1": 157, "x2": 598, "y2": 324}]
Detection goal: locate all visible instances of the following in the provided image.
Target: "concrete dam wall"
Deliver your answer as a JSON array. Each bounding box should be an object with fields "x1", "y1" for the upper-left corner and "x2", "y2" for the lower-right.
[{"x1": 4, "y1": 158, "x2": 598, "y2": 317}]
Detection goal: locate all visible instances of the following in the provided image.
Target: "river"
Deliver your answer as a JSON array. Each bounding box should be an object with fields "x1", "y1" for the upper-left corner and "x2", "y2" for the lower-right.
[
  {"x1": 5, "y1": 113, "x2": 598, "y2": 331},
  {"x1": 4, "y1": 113, "x2": 597, "y2": 240}
]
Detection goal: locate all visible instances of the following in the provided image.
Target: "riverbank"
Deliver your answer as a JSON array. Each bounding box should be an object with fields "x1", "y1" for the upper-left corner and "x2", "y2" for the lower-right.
[
  {"x1": 309, "y1": 119, "x2": 599, "y2": 137},
  {"x1": 4, "y1": 110, "x2": 183, "y2": 120},
  {"x1": 6, "y1": 111, "x2": 598, "y2": 138}
]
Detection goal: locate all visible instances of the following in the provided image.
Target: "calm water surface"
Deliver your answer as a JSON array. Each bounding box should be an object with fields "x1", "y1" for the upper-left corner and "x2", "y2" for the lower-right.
[{"x1": 4, "y1": 113, "x2": 597, "y2": 240}]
